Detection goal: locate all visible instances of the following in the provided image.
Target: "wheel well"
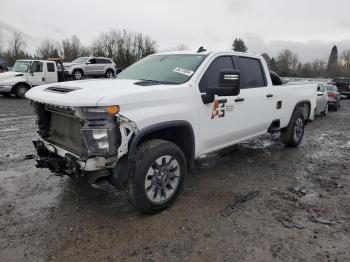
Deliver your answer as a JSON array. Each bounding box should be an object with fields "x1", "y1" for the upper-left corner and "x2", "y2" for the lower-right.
[
  {"x1": 73, "y1": 68, "x2": 84, "y2": 74},
  {"x1": 294, "y1": 101, "x2": 311, "y2": 123},
  {"x1": 128, "y1": 122, "x2": 195, "y2": 171},
  {"x1": 12, "y1": 82, "x2": 31, "y2": 93}
]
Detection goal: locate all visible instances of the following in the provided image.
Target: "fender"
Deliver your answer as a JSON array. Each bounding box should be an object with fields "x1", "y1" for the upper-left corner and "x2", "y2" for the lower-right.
[{"x1": 127, "y1": 120, "x2": 195, "y2": 164}]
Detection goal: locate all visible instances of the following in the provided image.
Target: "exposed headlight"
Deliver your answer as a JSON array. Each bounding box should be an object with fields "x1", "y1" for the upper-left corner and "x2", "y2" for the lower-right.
[
  {"x1": 97, "y1": 141, "x2": 109, "y2": 150},
  {"x1": 92, "y1": 129, "x2": 108, "y2": 140}
]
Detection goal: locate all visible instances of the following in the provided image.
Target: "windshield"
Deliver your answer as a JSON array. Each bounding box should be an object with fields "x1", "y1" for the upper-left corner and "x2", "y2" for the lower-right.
[
  {"x1": 72, "y1": 57, "x2": 89, "y2": 64},
  {"x1": 117, "y1": 54, "x2": 207, "y2": 84},
  {"x1": 12, "y1": 61, "x2": 29, "y2": 73}
]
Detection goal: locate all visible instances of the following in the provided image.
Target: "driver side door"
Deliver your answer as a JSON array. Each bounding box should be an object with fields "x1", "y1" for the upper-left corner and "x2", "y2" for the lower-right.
[{"x1": 197, "y1": 56, "x2": 242, "y2": 153}]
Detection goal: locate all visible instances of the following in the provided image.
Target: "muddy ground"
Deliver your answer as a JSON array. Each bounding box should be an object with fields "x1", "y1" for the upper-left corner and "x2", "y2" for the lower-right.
[{"x1": 0, "y1": 96, "x2": 349, "y2": 262}]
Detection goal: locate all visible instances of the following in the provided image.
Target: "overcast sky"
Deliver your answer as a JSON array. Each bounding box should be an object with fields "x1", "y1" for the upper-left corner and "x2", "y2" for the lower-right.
[{"x1": 1, "y1": 0, "x2": 350, "y2": 62}]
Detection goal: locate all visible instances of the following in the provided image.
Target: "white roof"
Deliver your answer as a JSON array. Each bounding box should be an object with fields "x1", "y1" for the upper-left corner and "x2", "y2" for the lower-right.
[{"x1": 154, "y1": 50, "x2": 261, "y2": 59}]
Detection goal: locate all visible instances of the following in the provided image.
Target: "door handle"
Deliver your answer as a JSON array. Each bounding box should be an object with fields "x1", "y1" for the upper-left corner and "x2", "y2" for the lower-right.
[
  {"x1": 266, "y1": 94, "x2": 274, "y2": 98},
  {"x1": 42, "y1": 77, "x2": 45, "y2": 82},
  {"x1": 235, "y1": 97, "x2": 245, "y2": 102}
]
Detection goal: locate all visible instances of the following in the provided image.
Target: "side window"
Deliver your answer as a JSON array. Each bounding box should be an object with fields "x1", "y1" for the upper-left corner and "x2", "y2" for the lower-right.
[
  {"x1": 47, "y1": 63, "x2": 55, "y2": 72},
  {"x1": 31, "y1": 61, "x2": 43, "y2": 73},
  {"x1": 89, "y1": 58, "x2": 96, "y2": 64},
  {"x1": 236, "y1": 57, "x2": 266, "y2": 89},
  {"x1": 199, "y1": 56, "x2": 234, "y2": 92}
]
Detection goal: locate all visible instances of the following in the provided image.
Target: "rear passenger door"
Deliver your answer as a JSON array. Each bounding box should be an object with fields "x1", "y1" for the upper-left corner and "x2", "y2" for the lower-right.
[
  {"x1": 96, "y1": 58, "x2": 108, "y2": 75},
  {"x1": 85, "y1": 58, "x2": 98, "y2": 76},
  {"x1": 45, "y1": 62, "x2": 57, "y2": 84},
  {"x1": 232, "y1": 56, "x2": 275, "y2": 135}
]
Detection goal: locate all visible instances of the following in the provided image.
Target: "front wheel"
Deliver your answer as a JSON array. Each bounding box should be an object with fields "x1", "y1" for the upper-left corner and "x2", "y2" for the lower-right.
[
  {"x1": 126, "y1": 139, "x2": 186, "y2": 213},
  {"x1": 15, "y1": 85, "x2": 29, "y2": 98},
  {"x1": 72, "y1": 70, "x2": 83, "y2": 80},
  {"x1": 281, "y1": 109, "x2": 305, "y2": 148}
]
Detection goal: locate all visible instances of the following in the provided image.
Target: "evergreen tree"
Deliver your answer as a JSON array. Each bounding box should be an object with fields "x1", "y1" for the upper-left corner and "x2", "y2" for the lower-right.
[
  {"x1": 327, "y1": 45, "x2": 339, "y2": 77},
  {"x1": 232, "y1": 38, "x2": 248, "y2": 52}
]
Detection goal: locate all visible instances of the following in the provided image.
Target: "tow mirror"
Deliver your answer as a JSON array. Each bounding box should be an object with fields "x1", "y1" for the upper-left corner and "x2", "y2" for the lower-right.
[{"x1": 206, "y1": 69, "x2": 241, "y2": 96}]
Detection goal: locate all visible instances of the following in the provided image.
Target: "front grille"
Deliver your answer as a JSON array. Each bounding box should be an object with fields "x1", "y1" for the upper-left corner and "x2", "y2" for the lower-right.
[{"x1": 49, "y1": 109, "x2": 85, "y2": 155}]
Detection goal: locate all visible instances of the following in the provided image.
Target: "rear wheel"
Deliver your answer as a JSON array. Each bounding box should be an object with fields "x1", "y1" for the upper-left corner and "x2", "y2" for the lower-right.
[
  {"x1": 72, "y1": 69, "x2": 83, "y2": 80},
  {"x1": 105, "y1": 69, "x2": 114, "y2": 78},
  {"x1": 281, "y1": 109, "x2": 305, "y2": 148},
  {"x1": 321, "y1": 103, "x2": 328, "y2": 116},
  {"x1": 126, "y1": 139, "x2": 186, "y2": 213},
  {"x1": 15, "y1": 85, "x2": 29, "y2": 98}
]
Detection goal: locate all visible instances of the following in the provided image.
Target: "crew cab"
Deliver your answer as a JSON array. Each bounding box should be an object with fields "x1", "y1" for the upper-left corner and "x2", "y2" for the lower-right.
[
  {"x1": 0, "y1": 60, "x2": 58, "y2": 98},
  {"x1": 25, "y1": 50, "x2": 317, "y2": 213}
]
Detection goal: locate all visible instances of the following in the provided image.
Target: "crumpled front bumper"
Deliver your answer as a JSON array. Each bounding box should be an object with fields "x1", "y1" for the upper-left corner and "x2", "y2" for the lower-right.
[{"x1": 33, "y1": 138, "x2": 117, "y2": 174}]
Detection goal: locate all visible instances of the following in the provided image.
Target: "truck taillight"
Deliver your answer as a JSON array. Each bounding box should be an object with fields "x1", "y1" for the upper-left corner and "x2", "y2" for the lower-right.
[{"x1": 328, "y1": 92, "x2": 336, "y2": 98}]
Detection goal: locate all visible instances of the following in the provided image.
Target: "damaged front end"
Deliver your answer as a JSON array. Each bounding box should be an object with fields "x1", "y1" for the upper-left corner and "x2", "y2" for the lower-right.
[{"x1": 31, "y1": 102, "x2": 137, "y2": 178}]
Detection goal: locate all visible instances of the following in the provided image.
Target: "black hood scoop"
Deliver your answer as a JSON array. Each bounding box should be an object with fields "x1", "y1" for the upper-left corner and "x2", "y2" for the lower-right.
[{"x1": 45, "y1": 86, "x2": 82, "y2": 94}]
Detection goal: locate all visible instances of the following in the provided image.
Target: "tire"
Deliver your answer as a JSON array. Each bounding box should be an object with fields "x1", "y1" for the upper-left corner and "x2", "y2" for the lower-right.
[
  {"x1": 321, "y1": 103, "x2": 328, "y2": 116},
  {"x1": 0, "y1": 92, "x2": 11, "y2": 97},
  {"x1": 72, "y1": 69, "x2": 83, "y2": 80},
  {"x1": 126, "y1": 139, "x2": 186, "y2": 213},
  {"x1": 281, "y1": 109, "x2": 305, "y2": 148},
  {"x1": 105, "y1": 69, "x2": 114, "y2": 79},
  {"x1": 333, "y1": 104, "x2": 338, "y2": 111},
  {"x1": 15, "y1": 85, "x2": 29, "y2": 98}
]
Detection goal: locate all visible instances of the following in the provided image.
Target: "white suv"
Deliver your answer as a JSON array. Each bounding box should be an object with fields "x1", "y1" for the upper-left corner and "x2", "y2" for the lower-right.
[{"x1": 64, "y1": 57, "x2": 117, "y2": 80}]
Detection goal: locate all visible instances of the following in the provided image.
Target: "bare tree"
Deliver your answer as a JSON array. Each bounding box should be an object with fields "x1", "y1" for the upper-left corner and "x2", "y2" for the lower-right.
[
  {"x1": 91, "y1": 29, "x2": 157, "y2": 68},
  {"x1": 276, "y1": 49, "x2": 299, "y2": 76},
  {"x1": 36, "y1": 39, "x2": 60, "y2": 59},
  {"x1": 341, "y1": 49, "x2": 350, "y2": 76},
  {"x1": 8, "y1": 31, "x2": 26, "y2": 60},
  {"x1": 61, "y1": 35, "x2": 88, "y2": 61}
]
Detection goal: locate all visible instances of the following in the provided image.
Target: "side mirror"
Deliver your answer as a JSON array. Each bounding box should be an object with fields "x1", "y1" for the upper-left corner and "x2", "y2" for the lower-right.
[
  {"x1": 86, "y1": 62, "x2": 91, "y2": 65},
  {"x1": 206, "y1": 69, "x2": 241, "y2": 96},
  {"x1": 317, "y1": 92, "x2": 324, "y2": 96}
]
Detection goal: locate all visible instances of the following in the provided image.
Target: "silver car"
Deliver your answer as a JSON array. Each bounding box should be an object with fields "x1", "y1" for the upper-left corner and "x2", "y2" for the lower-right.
[{"x1": 64, "y1": 57, "x2": 116, "y2": 80}]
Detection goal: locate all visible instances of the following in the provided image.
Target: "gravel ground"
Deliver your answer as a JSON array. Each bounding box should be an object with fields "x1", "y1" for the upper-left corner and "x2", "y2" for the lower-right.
[{"x1": 0, "y1": 96, "x2": 349, "y2": 262}]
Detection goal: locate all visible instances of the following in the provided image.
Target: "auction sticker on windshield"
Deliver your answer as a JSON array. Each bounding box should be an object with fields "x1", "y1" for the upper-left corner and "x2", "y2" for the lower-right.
[{"x1": 173, "y1": 67, "x2": 194, "y2": 76}]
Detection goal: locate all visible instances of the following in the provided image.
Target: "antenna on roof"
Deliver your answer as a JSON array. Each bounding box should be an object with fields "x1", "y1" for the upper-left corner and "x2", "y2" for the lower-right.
[{"x1": 197, "y1": 46, "x2": 207, "y2": 53}]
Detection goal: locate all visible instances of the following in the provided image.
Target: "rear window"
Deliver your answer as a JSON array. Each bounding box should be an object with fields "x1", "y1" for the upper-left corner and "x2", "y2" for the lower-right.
[
  {"x1": 236, "y1": 57, "x2": 266, "y2": 88},
  {"x1": 47, "y1": 63, "x2": 55, "y2": 72}
]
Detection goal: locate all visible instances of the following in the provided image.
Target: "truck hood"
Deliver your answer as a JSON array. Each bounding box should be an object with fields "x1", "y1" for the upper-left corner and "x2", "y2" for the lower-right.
[
  {"x1": 0, "y1": 71, "x2": 26, "y2": 83},
  {"x1": 25, "y1": 79, "x2": 187, "y2": 108}
]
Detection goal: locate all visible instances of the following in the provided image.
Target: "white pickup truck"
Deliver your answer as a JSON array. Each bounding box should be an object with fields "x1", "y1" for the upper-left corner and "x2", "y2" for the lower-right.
[
  {"x1": 26, "y1": 50, "x2": 317, "y2": 213},
  {"x1": 0, "y1": 60, "x2": 58, "y2": 98}
]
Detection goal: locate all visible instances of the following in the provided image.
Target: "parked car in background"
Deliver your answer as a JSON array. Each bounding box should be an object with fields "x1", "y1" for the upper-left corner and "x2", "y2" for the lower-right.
[
  {"x1": 315, "y1": 83, "x2": 329, "y2": 115},
  {"x1": 331, "y1": 78, "x2": 350, "y2": 98},
  {"x1": 0, "y1": 58, "x2": 8, "y2": 72},
  {"x1": 63, "y1": 57, "x2": 117, "y2": 80},
  {"x1": 325, "y1": 83, "x2": 341, "y2": 110},
  {"x1": 0, "y1": 60, "x2": 58, "y2": 98}
]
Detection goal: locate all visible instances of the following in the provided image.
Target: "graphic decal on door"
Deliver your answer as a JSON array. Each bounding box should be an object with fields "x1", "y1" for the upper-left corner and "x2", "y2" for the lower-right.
[
  {"x1": 211, "y1": 99, "x2": 235, "y2": 119},
  {"x1": 211, "y1": 99, "x2": 227, "y2": 119}
]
